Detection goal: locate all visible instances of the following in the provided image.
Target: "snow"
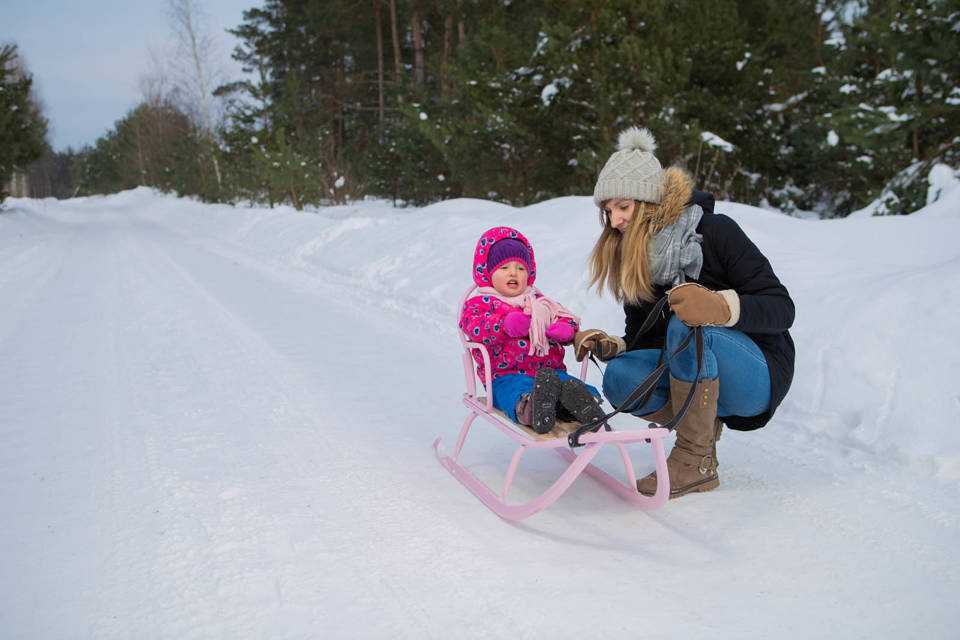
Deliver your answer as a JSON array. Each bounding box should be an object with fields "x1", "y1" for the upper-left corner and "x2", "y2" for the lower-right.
[
  {"x1": 1, "y1": 187, "x2": 958, "y2": 637},
  {"x1": 926, "y1": 163, "x2": 959, "y2": 205},
  {"x1": 848, "y1": 163, "x2": 958, "y2": 219},
  {"x1": 700, "y1": 131, "x2": 735, "y2": 152},
  {"x1": 540, "y1": 82, "x2": 559, "y2": 105},
  {"x1": 826, "y1": 130, "x2": 839, "y2": 146},
  {"x1": 541, "y1": 78, "x2": 573, "y2": 106},
  {"x1": 877, "y1": 105, "x2": 912, "y2": 122}
]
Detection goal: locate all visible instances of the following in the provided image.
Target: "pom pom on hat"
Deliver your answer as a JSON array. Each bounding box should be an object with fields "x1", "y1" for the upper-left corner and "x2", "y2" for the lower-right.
[{"x1": 618, "y1": 127, "x2": 657, "y2": 153}]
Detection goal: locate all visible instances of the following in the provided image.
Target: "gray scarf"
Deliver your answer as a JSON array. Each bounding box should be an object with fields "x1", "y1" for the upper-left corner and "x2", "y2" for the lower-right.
[{"x1": 649, "y1": 205, "x2": 704, "y2": 287}]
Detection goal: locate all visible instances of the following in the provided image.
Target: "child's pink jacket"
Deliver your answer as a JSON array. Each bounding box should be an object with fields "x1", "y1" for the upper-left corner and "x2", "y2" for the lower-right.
[{"x1": 459, "y1": 226, "x2": 578, "y2": 382}]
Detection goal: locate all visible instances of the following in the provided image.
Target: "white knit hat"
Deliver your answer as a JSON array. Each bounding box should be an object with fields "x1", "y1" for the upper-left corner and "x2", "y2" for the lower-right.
[{"x1": 593, "y1": 127, "x2": 663, "y2": 206}]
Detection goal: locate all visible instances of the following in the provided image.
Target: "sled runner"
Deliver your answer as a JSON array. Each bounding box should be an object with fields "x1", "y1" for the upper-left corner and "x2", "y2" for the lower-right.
[{"x1": 433, "y1": 286, "x2": 674, "y2": 521}]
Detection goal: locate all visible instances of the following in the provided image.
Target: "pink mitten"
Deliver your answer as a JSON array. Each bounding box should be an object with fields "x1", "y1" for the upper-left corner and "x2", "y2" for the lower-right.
[
  {"x1": 545, "y1": 319, "x2": 575, "y2": 344},
  {"x1": 503, "y1": 311, "x2": 532, "y2": 337}
]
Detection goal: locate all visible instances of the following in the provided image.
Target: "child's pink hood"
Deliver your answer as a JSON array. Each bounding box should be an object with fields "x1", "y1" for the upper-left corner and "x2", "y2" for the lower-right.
[{"x1": 472, "y1": 226, "x2": 538, "y2": 288}]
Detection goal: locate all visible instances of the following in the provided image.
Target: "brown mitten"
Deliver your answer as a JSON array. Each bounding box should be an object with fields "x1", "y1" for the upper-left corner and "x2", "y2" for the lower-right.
[
  {"x1": 573, "y1": 329, "x2": 604, "y2": 361},
  {"x1": 667, "y1": 282, "x2": 731, "y2": 327},
  {"x1": 573, "y1": 329, "x2": 626, "y2": 362}
]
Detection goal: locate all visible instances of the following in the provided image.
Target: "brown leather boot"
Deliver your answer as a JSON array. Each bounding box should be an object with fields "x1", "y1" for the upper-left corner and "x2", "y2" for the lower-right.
[
  {"x1": 639, "y1": 401, "x2": 674, "y2": 426},
  {"x1": 637, "y1": 377, "x2": 721, "y2": 498}
]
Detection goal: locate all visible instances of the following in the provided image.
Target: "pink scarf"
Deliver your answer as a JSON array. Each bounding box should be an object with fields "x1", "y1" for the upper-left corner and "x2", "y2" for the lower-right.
[{"x1": 477, "y1": 286, "x2": 579, "y2": 356}]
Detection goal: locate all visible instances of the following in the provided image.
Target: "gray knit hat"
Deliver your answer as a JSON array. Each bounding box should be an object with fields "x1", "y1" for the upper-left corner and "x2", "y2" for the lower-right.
[{"x1": 593, "y1": 127, "x2": 663, "y2": 206}]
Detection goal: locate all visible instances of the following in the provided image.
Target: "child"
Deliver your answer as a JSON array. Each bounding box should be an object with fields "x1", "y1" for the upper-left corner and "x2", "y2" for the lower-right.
[{"x1": 459, "y1": 226, "x2": 606, "y2": 434}]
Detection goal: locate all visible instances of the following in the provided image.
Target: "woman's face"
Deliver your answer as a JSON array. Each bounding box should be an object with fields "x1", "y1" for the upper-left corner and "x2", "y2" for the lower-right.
[{"x1": 603, "y1": 198, "x2": 638, "y2": 232}]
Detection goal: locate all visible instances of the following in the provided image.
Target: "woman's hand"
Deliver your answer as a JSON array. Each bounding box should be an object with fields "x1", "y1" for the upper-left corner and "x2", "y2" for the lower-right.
[
  {"x1": 668, "y1": 283, "x2": 731, "y2": 326},
  {"x1": 573, "y1": 329, "x2": 626, "y2": 362},
  {"x1": 503, "y1": 311, "x2": 532, "y2": 337}
]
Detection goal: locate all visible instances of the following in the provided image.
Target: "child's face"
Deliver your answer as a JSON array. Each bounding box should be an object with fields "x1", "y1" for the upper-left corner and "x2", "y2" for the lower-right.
[
  {"x1": 602, "y1": 198, "x2": 638, "y2": 232},
  {"x1": 491, "y1": 260, "x2": 529, "y2": 296}
]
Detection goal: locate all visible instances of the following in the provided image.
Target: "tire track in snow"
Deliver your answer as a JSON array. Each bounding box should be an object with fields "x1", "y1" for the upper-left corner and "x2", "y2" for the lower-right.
[{"x1": 96, "y1": 216, "x2": 449, "y2": 638}]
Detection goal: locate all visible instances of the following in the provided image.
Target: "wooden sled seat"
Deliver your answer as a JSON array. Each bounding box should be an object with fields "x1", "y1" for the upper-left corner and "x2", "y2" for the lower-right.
[{"x1": 474, "y1": 396, "x2": 583, "y2": 441}]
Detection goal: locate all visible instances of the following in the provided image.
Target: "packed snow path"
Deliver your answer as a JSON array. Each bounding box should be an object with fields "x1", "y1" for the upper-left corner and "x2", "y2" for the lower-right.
[{"x1": 1, "y1": 194, "x2": 957, "y2": 638}]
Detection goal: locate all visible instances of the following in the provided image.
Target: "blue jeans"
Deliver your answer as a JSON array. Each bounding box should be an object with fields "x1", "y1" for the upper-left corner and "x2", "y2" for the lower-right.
[
  {"x1": 492, "y1": 370, "x2": 601, "y2": 422},
  {"x1": 602, "y1": 316, "x2": 771, "y2": 418}
]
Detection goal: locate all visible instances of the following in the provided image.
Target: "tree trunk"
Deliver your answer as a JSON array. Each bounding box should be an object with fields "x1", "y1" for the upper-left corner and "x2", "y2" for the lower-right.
[
  {"x1": 374, "y1": 0, "x2": 385, "y2": 125},
  {"x1": 336, "y1": 61, "x2": 346, "y2": 154},
  {"x1": 169, "y1": 0, "x2": 223, "y2": 193},
  {"x1": 389, "y1": 0, "x2": 402, "y2": 84},
  {"x1": 412, "y1": 5, "x2": 424, "y2": 86},
  {"x1": 442, "y1": 12, "x2": 453, "y2": 97},
  {"x1": 913, "y1": 75, "x2": 923, "y2": 159},
  {"x1": 134, "y1": 119, "x2": 147, "y2": 186},
  {"x1": 289, "y1": 186, "x2": 303, "y2": 211},
  {"x1": 814, "y1": 9, "x2": 825, "y2": 68},
  {"x1": 210, "y1": 150, "x2": 222, "y2": 196}
]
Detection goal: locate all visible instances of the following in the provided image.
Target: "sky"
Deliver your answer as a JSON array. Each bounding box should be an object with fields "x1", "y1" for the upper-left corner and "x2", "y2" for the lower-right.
[{"x1": 5, "y1": 0, "x2": 254, "y2": 151}]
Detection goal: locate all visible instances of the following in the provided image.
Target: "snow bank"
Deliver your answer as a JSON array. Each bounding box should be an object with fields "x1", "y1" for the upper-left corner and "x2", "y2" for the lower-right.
[{"x1": 10, "y1": 186, "x2": 960, "y2": 482}]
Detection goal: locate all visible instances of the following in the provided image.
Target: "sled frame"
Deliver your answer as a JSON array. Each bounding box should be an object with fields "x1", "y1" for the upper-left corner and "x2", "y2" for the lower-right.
[{"x1": 433, "y1": 285, "x2": 671, "y2": 521}]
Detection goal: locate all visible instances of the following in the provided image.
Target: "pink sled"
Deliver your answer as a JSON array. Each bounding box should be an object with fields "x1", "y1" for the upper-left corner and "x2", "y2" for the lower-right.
[{"x1": 434, "y1": 286, "x2": 671, "y2": 521}]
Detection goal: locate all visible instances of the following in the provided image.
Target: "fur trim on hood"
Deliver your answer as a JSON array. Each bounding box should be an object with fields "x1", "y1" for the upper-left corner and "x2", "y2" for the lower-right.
[
  {"x1": 646, "y1": 166, "x2": 694, "y2": 232},
  {"x1": 471, "y1": 226, "x2": 537, "y2": 288}
]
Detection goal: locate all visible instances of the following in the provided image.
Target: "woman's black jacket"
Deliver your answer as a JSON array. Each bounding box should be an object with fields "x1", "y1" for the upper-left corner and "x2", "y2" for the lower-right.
[{"x1": 621, "y1": 191, "x2": 795, "y2": 431}]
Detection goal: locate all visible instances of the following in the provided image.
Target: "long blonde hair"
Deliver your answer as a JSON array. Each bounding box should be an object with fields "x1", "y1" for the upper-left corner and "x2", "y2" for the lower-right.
[
  {"x1": 588, "y1": 201, "x2": 662, "y2": 304},
  {"x1": 589, "y1": 166, "x2": 694, "y2": 304}
]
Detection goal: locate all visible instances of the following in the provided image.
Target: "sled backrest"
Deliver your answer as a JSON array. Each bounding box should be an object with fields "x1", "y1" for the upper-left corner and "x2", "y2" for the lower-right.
[{"x1": 458, "y1": 285, "x2": 494, "y2": 409}]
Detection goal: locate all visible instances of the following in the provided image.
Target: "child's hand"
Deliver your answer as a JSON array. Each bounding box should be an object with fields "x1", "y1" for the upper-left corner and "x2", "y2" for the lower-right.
[
  {"x1": 545, "y1": 320, "x2": 575, "y2": 344},
  {"x1": 503, "y1": 311, "x2": 532, "y2": 337}
]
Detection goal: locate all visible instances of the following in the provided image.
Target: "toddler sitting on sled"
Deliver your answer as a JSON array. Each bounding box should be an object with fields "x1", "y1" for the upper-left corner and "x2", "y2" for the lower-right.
[{"x1": 459, "y1": 226, "x2": 606, "y2": 433}]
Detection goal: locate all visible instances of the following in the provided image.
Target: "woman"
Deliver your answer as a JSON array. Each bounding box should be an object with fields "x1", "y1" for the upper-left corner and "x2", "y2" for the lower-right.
[{"x1": 575, "y1": 127, "x2": 795, "y2": 499}]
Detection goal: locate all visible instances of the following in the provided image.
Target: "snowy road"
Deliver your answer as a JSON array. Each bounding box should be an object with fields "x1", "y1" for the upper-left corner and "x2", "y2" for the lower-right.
[{"x1": 1, "y1": 197, "x2": 957, "y2": 638}]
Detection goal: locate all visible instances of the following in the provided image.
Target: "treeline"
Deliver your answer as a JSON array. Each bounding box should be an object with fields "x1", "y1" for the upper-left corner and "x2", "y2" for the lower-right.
[{"x1": 20, "y1": 0, "x2": 960, "y2": 216}]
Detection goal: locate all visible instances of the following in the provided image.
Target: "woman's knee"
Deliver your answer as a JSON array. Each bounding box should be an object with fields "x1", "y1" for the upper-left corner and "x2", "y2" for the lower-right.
[
  {"x1": 667, "y1": 320, "x2": 723, "y2": 382},
  {"x1": 604, "y1": 361, "x2": 669, "y2": 415},
  {"x1": 601, "y1": 357, "x2": 631, "y2": 405},
  {"x1": 602, "y1": 352, "x2": 664, "y2": 410}
]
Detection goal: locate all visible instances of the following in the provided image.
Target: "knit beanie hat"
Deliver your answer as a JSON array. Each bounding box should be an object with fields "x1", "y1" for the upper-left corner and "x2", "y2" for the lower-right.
[
  {"x1": 593, "y1": 127, "x2": 663, "y2": 206},
  {"x1": 486, "y1": 238, "x2": 532, "y2": 273}
]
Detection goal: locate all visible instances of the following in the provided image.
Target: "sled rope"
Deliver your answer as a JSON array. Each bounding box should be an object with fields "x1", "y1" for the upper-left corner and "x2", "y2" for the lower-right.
[{"x1": 569, "y1": 296, "x2": 705, "y2": 448}]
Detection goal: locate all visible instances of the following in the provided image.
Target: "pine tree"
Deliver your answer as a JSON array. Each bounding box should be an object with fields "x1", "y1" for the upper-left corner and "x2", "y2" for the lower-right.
[
  {"x1": 0, "y1": 44, "x2": 49, "y2": 201},
  {"x1": 828, "y1": 0, "x2": 960, "y2": 214}
]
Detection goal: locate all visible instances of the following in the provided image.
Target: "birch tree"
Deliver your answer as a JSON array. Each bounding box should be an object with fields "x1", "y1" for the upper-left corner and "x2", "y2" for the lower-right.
[{"x1": 166, "y1": 0, "x2": 225, "y2": 195}]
